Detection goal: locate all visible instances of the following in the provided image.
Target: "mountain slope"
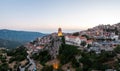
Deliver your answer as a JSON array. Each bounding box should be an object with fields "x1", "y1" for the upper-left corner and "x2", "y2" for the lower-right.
[
  {"x1": 0, "y1": 38, "x2": 22, "y2": 48},
  {"x1": 0, "y1": 29, "x2": 46, "y2": 42}
]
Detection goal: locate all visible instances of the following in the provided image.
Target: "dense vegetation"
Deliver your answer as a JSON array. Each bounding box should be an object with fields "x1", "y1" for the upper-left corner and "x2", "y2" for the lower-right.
[
  {"x1": 7, "y1": 46, "x2": 27, "y2": 63},
  {"x1": 0, "y1": 38, "x2": 22, "y2": 48},
  {"x1": 58, "y1": 36, "x2": 81, "y2": 70},
  {"x1": 0, "y1": 49, "x2": 9, "y2": 71},
  {"x1": 57, "y1": 36, "x2": 120, "y2": 71},
  {"x1": 72, "y1": 32, "x2": 79, "y2": 36},
  {"x1": 58, "y1": 44, "x2": 79, "y2": 65},
  {"x1": 58, "y1": 44, "x2": 119, "y2": 71},
  {"x1": 41, "y1": 65, "x2": 53, "y2": 71},
  {"x1": 0, "y1": 46, "x2": 27, "y2": 71},
  {"x1": 79, "y1": 50, "x2": 116, "y2": 71},
  {"x1": 114, "y1": 45, "x2": 120, "y2": 54},
  {"x1": 32, "y1": 50, "x2": 51, "y2": 65}
]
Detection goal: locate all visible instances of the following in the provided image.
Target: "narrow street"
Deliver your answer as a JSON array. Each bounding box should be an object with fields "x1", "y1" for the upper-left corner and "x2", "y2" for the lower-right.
[
  {"x1": 27, "y1": 55, "x2": 36, "y2": 71},
  {"x1": 19, "y1": 51, "x2": 36, "y2": 71}
]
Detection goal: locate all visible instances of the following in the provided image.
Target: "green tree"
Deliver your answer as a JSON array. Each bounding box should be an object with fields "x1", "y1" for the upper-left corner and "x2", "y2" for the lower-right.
[
  {"x1": 76, "y1": 68, "x2": 83, "y2": 71},
  {"x1": 114, "y1": 45, "x2": 120, "y2": 54},
  {"x1": 59, "y1": 44, "x2": 79, "y2": 64},
  {"x1": 81, "y1": 35, "x2": 90, "y2": 40},
  {"x1": 7, "y1": 45, "x2": 27, "y2": 63},
  {"x1": 87, "y1": 44, "x2": 92, "y2": 49},
  {"x1": 80, "y1": 41, "x2": 86, "y2": 47},
  {"x1": 61, "y1": 36, "x2": 65, "y2": 44},
  {"x1": 72, "y1": 32, "x2": 79, "y2": 36},
  {"x1": 41, "y1": 66, "x2": 53, "y2": 71},
  {"x1": 32, "y1": 50, "x2": 51, "y2": 65},
  {"x1": 0, "y1": 63, "x2": 9, "y2": 71},
  {"x1": 72, "y1": 57, "x2": 80, "y2": 68}
]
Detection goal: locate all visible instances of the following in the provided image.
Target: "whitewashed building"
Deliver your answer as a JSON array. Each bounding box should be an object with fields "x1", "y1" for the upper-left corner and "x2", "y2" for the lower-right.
[{"x1": 65, "y1": 35, "x2": 87, "y2": 46}]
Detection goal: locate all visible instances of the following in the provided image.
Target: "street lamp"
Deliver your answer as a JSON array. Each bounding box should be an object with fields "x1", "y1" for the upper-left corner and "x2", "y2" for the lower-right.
[{"x1": 53, "y1": 62, "x2": 59, "y2": 70}]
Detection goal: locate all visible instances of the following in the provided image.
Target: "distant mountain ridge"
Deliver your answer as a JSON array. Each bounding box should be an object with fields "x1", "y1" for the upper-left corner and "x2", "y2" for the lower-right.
[
  {"x1": 0, "y1": 29, "x2": 46, "y2": 48},
  {"x1": 0, "y1": 29, "x2": 46, "y2": 42}
]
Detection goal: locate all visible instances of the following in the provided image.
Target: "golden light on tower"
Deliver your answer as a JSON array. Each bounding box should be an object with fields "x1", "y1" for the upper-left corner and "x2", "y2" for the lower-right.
[{"x1": 58, "y1": 27, "x2": 63, "y2": 37}]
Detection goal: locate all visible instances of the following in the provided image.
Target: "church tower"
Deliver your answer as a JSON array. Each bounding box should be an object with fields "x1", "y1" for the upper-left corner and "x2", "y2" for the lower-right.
[{"x1": 58, "y1": 27, "x2": 63, "y2": 37}]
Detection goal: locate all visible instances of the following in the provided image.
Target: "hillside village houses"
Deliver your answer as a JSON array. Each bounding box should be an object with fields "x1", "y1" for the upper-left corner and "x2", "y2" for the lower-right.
[
  {"x1": 26, "y1": 25, "x2": 120, "y2": 55},
  {"x1": 65, "y1": 35, "x2": 93, "y2": 47},
  {"x1": 26, "y1": 28, "x2": 63, "y2": 58},
  {"x1": 65, "y1": 24, "x2": 120, "y2": 54}
]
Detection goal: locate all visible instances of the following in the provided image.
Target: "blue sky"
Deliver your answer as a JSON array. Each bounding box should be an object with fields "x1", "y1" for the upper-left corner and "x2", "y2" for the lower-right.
[{"x1": 0, "y1": 0, "x2": 120, "y2": 33}]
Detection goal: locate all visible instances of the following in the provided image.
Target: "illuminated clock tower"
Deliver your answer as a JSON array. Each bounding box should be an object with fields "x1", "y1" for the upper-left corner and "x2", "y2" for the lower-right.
[{"x1": 58, "y1": 27, "x2": 63, "y2": 37}]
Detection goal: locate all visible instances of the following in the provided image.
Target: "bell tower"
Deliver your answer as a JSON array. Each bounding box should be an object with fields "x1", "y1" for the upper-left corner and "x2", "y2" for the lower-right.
[{"x1": 58, "y1": 27, "x2": 63, "y2": 37}]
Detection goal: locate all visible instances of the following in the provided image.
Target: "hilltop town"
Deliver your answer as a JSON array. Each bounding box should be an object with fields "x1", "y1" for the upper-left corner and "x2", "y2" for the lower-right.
[
  {"x1": 0, "y1": 23, "x2": 120, "y2": 71},
  {"x1": 24, "y1": 23, "x2": 120, "y2": 71}
]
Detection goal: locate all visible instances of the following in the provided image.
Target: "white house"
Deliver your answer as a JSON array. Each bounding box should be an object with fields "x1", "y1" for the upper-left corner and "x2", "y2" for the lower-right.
[
  {"x1": 112, "y1": 35, "x2": 119, "y2": 40},
  {"x1": 65, "y1": 35, "x2": 87, "y2": 46}
]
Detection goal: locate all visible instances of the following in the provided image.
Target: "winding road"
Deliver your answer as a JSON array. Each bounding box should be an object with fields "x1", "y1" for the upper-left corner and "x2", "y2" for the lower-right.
[{"x1": 19, "y1": 52, "x2": 36, "y2": 71}]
